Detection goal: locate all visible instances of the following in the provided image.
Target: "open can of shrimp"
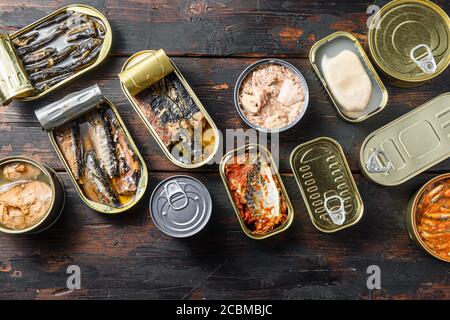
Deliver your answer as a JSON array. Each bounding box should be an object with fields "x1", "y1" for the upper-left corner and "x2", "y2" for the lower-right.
[
  {"x1": 233, "y1": 59, "x2": 309, "y2": 132},
  {"x1": 407, "y1": 173, "x2": 450, "y2": 263},
  {"x1": 149, "y1": 175, "x2": 212, "y2": 238},
  {"x1": 0, "y1": 156, "x2": 65, "y2": 234},
  {"x1": 0, "y1": 4, "x2": 112, "y2": 105},
  {"x1": 219, "y1": 144, "x2": 294, "y2": 239},
  {"x1": 118, "y1": 49, "x2": 219, "y2": 169},
  {"x1": 367, "y1": 0, "x2": 450, "y2": 87},
  {"x1": 35, "y1": 85, "x2": 148, "y2": 214}
]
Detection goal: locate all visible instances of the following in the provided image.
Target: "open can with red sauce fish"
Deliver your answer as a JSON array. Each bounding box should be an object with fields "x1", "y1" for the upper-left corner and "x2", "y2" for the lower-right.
[
  {"x1": 219, "y1": 144, "x2": 294, "y2": 239},
  {"x1": 407, "y1": 173, "x2": 450, "y2": 263}
]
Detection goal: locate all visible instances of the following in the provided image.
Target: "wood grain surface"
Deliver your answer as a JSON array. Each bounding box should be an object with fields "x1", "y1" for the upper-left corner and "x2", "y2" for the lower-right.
[{"x1": 0, "y1": 0, "x2": 449, "y2": 300}]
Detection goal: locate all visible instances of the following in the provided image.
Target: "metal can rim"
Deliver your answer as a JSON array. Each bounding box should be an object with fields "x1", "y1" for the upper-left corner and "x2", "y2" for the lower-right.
[{"x1": 233, "y1": 59, "x2": 310, "y2": 133}]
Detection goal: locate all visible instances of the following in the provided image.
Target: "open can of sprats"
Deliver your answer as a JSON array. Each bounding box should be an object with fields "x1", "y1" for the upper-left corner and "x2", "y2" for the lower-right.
[
  {"x1": 118, "y1": 49, "x2": 219, "y2": 169},
  {"x1": 309, "y1": 31, "x2": 388, "y2": 122},
  {"x1": 150, "y1": 175, "x2": 212, "y2": 238},
  {"x1": 367, "y1": 0, "x2": 450, "y2": 87},
  {"x1": 35, "y1": 85, "x2": 148, "y2": 214},
  {"x1": 360, "y1": 93, "x2": 450, "y2": 186},
  {"x1": 407, "y1": 173, "x2": 450, "y2": 263},
  {"x1": 0, "y1": 4, "x2": 112, "y2": 105},
  {"x1": 290, "y1": 137, "x2": 364, "y2": 232},
  {"x1": 219, "y1": 144, "x2": 294, "y2": 239},
  {"x1": 233, "y1": 59, "x2": 309, "y2": 132},
  {"x1": 0, "y1": 156, "x2": 65, "y2": 234}
]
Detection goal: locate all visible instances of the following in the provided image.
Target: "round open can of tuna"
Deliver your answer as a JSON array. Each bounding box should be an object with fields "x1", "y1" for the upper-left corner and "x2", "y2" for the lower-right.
[
  {"x1": 367, "y1": 0, "x2": 450, "y2": 87},
  {"x1": 0, "y1": 156, "x2": 65, "y2": 234},
  {"x1": 149, "y1": 175, "x2": 212, "y2": 238}
]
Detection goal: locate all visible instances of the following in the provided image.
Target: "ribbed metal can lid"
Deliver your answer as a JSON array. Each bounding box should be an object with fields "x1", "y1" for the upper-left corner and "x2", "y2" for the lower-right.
[
  {"x1": 149, "y1": 175, "x2": 212, "y2": 238},
  {"x1": 368, "y1": 0, "x2": 450, "y2": 83}
]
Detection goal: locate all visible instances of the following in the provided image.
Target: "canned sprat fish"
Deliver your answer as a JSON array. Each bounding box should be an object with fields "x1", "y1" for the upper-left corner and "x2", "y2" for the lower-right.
[
  {"x1": 310, "y1": 31, "x2": 388, "y2": 122},
  {"x1": 234, "y1": 59, "x2": 309, "y2": 132},
  {"x1": 150, "y1": 175, "x2": 212, "y2": 238},
  {"x1": 0, "y1": 5, "x2": 112, "y2": 105},
  {"x1": 35, "y1": 85, "x2": 148, "y2": 214},
  {"x1": 219, "y1": 144, "x2": 294, "y2": 239},
  {"x1": 119, "y1": 49, "x2": 219, "y2": 169},
  {"x1": 360, "y1": 92, "x2": 450, "y2": 186},
  {"x1": 367, "y1": 0, "x2": 450, "y2": 87},
  {"x1": 0, "y1": 157, "x2": 65, "y2": 234},
  {"x1": 290, "y1": 137, "x2": 363, "y2": 232},
  {"x1": 407, "y1": 173, "x2": 450, "y2": 263}
]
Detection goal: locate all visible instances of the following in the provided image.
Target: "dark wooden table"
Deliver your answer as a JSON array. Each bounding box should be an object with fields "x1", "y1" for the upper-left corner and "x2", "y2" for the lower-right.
[{"x1": 0, "y1": 0, "x2": 449, "y2": 300}]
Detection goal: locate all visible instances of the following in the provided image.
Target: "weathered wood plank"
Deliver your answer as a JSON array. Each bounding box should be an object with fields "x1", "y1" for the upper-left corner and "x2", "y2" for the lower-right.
[
  {"x1": 0, "y1": 0, "x2": 446, "y2": 57},
  {"x1": 0, "y1": 172, "x2": 448, "y2": 300},
  {"x1": 1, "y1": 57, "x2": 448, "y2": 173}
]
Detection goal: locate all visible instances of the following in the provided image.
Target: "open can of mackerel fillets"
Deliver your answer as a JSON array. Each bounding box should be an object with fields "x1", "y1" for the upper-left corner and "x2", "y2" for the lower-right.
[
  {"x1": 290, "y1": 137, "x2": 364, "y2": 232},
  {"x1": 219, "y1": 144, "x2": 294, "y2": 240},
  {"x1": 367, "y1": 0, "x2": 450, "y2": 87},
  {"x1": 118, "y1": 49, "x2": 220, "y2": 169},
  {"x1": 0, "y1": 5, "x2": 112, "y2": 105},
  {"x1": 360, "y1": 93, "x2": 450, "y2": 186},
  {"x1": 35, "y1": 85, "x2": 148, "y2": 214},
  {"x1": 0, "y1": 156, "x2": 65, "y2": 234},
  {"x1": 309, "y1": 31, "x2": 388, "y2": 122}
]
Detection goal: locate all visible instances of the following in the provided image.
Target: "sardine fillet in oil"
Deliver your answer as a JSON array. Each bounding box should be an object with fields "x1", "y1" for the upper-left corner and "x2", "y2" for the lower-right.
[{"x1": 55, "y1": 123, "x2": 83, "y2": 180}]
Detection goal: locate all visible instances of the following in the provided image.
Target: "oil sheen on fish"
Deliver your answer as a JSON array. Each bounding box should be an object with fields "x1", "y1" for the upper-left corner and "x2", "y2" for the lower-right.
[
  {"x1": 87, "y1": 110, "x2": 119, "y2": 179},
  {"x1": 55, "y1": 122, "x2": 83, "y2": 180},
  {"x1": 82, "y1": 151, "x2": 119, "y2": 207}
]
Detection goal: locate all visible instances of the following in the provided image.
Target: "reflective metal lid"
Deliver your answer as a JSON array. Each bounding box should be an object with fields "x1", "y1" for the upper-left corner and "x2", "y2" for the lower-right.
[
  {"x1": 360, "y1": 92, "x2": 450, "y2": 186},
  {"x1": 368, "y1": 0, "x2": 450, "y2": 83},
  {"x1": 150, "y1": 175, "x2": 212, "y2": 238},
  {"x1": 290, "y1": 137, "x2": 364, "y2": 233}
]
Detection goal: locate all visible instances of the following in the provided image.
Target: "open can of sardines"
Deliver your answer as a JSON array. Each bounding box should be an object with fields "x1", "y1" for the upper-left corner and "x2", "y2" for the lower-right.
[
  {"x1": 0, "y1": 4, "x2": 112, "y2": 105},
  {"x1": 118, "y1": 49, "x2": 219, "y2": 168},
  {"x1": 0, "y1": 157, "x2": 65, "y2": 234},
  {"x1": 219, "y1": 144, "x2": 294, "y2": 239},
  {"x1": 35, "y1": 85, "x2": 148, "y2": 214},
  {"x1": 407, "y1": 173, "x2": 450, "y2": 263}
]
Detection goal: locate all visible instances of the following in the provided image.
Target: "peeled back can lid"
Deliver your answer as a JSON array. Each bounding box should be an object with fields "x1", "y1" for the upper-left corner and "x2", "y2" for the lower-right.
[
  {"x1": 149, "y1": 175, "x2": 212, "y2": 238},
  {"x1": 368, "y1": 0, "x2": 450, "y2": 83}
]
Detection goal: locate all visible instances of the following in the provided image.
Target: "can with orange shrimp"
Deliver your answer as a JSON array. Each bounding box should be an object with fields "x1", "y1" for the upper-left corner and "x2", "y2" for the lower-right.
[{"x1": 407, "y1": 173, "x2": 450, "y2": 263}]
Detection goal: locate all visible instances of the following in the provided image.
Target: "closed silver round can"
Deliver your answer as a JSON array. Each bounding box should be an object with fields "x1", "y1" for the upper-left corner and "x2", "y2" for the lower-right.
[{"x1": 150, "y1": 175, "x2": 212, "y2": 238}]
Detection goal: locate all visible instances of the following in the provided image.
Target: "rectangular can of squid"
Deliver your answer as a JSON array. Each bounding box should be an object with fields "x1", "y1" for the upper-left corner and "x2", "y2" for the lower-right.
[
  {"x1": 35, "y1": 85, "x2": 148, "y2": 214},
  {"x1": 118, "y1": 49, "x2": 219, "y2": 169},
  {"x1": 219, "y1": 144, "x2": 294, "y2": 240},
  {"x1": 290, "y1": 137, "x2": 364, "y2": 233},
  {"x1": 0, "y1": 4, "x2": 112, "y2": 105}
]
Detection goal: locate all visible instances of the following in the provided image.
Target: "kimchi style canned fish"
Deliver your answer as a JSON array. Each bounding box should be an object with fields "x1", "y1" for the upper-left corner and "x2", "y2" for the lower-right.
[
  {"x1": 407, "y1": 174, "x2": 450, "y2": 263},
  {"x1": 0, "y1": 5, "x2": 112, "y2": 105},
  {"x1": 219, "y1": 144, "x2": 293, "y2": 239}
]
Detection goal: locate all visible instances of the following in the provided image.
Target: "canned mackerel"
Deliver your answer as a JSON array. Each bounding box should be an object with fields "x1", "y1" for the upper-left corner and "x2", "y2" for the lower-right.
[
  {"x1": 310, "y1": 31, "x2": 388, "y2": 122},
  {"x1": 35, "y1": 85, "x2": 148, "y2": 214},
  {"x1": 0, "y1": 157, "x2": 65, "y2": 234},
  {"x1": 119, "y1": 49, "x2": 219, "y2": 169},
  {"x1": 0, "y1": 5, "x2": 112, "y2": 105},
  {"x1": 360, "y1": 93, "x2": 450, "y2": 186},
  {"x1": 290, "y1": 137, "x2": 364, "y2": 232},
  {"x1": 220, "y1": 144, "x2": 294, "y2": 240},
  {"x1": 407, "y1": 174, "x2": 450, "y2": 263},
  {"x1": 367, "y1": 0, "x2": 450, "y2": 87},
  {"x1": 150, "y1": 176, "x2": 212, "y2": 238}
]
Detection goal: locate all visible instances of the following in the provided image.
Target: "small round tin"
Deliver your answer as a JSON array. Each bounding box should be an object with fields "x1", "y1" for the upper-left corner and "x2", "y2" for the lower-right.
[
  {"x1": 367, "y1": 0, "x2": 450, "y2": 87},
  {"x1": 406, "y1": 173, "x2": 450, "y2": 263},
  {"x1": 150, "y1": 175, "x2": 212, "y2": 238},
  {"x1": 0, "y1": 157, "x2": 65, "y2": 234},
  {"x1": 233, "y1": 59, "x2": 309, "y2": 133}
]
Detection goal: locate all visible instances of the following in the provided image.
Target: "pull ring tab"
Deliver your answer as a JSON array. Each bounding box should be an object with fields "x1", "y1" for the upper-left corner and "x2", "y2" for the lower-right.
[
  {"x1": 324, "y1": 195, "x2": 346, "y2": 226},
  {"x1": 164, "y1": 180, "x2": 188, "y2": 211},
  {"x1": 366, "y1": 149, "x2": 392, "y2": 174},
  {"x1": 410, "y1": 44, "x2": 437, "y2": 74}
]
